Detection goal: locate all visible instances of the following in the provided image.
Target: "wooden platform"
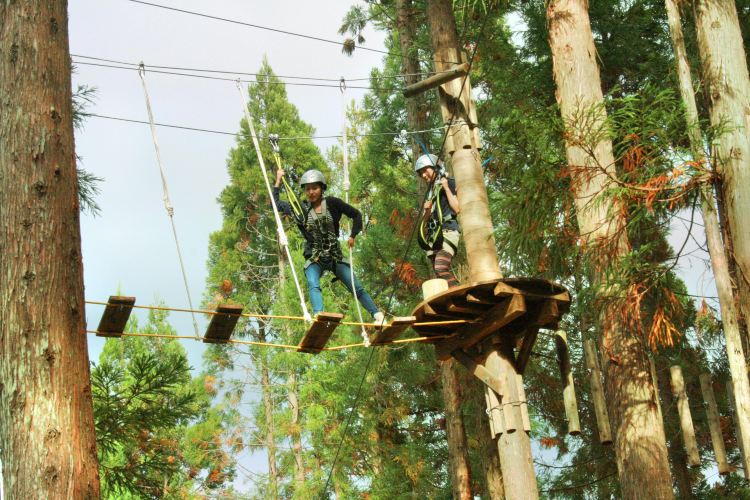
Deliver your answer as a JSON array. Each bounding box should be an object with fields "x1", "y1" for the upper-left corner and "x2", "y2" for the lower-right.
[
  {"x1": 96, "y1": 296, "x2": 136, "y2": 337},
  {"x1": 203, "y1": 304, "x2": 244, "y2": 344},
  {"x1": 369, "y1": 316, "x2": 417, "y2": 345},
  {"x1": 409, "y1": 278, "x2": 570, "y2": 362},
  {"x1": 297, "y1": 312, "x2": 344, "y2": 353}
]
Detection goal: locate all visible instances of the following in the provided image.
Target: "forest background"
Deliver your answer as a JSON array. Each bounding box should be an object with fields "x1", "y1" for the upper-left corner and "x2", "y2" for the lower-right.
[{"x1": 56, "y1": 0, "x2": 750, "y2": 497}]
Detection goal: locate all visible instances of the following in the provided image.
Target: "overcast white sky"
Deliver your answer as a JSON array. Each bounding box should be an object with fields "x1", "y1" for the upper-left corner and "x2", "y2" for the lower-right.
[{"x1": 70, "y1": 0, "x2": 388, "y2": 367}]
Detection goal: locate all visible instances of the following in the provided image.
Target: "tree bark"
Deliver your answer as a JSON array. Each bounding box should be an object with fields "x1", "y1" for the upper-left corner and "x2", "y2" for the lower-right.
[
  {"x1": 694, "y1": 0, "x2": 750, "y2": 332},
  {"x1": 475, "y1": 389, "x2": 505, "y2": 499},
  {"x1": 0, "y1": 1, "x2": 101, "y2": 498},
  {"x1": 288, "y1": 371, "x2": 305, "y2": 490},
  {"x1": 440, "y1": 359, "x2": 473, "y2": 499},
  {"x1": 395, "y1": 0, "x2": 428, "y2": 156},
  {"x1": 546, "y1": 2, "x2": 674, "y2": 498},
  {"x1": 667, "y1": 0, "x2": 750, "y2": 476}
]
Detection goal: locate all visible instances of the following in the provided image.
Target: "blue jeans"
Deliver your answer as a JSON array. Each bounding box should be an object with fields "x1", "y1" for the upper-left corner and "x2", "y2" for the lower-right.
[{"x1": 304, "y1": 260, "x2": 379, "y2": 317}]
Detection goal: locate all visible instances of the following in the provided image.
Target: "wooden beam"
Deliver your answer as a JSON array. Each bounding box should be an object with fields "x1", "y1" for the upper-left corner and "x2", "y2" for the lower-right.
[
  {"x1": 452, "y1": 349, "x2": 504, "y2": 396},
  {"x1": 670, "y1": 365, "x2": 700, "y2": 466},
  {"x1": 370, "y1": 316, "x2": 416, "y2": 345},
  {"x1": 700, "y1": 374, "x2": 730, "y2": 475},
  {"x1": 297, "y1": 312, "x2": 344, "y2": 354},
  {"x1": 203, "y1": 304, "x2": 244, "y2": 344},
  {"x1": 583, "y1": 339, "x2": 613, "y2": 444},
  {"x1": 515, "y1": 329, "x2": 539, "y2": 374},
  {"x1": 403, "y1": 62, "x2": 470, "y2": 97},
  {"x1": 435, "y1": 294, "x2": 526, "y2": 360},
  {"x1": 96, "y1": 296, "x2": 135, "y2": 337},
  {"x1": 555, "y1": 331, "x2": 581, "y2": 436}
]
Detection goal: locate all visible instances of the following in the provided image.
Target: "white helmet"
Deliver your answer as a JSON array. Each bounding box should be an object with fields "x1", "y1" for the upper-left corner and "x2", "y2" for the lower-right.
[
  {"x1": 414, "y1": 153, "x2": 440, "y2": 173},
  {"x1": 299, "y1": 169, "x2": 327, "y2": 190}
]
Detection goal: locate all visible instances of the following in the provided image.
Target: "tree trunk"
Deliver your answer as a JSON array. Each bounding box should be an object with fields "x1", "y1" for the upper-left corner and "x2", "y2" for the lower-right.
[
  {"x1": 474, "y1": 387, "x2": 505, "y2": 499},
  {"x1": 423, "y1": 0, "x2": 534, "y2": 496},
  {"x1": 694, "y1": 0, "x2": 750, "y2": 331},
  {"x1": 395, "y1": 0, "x2": 428, "y2": 156},
  {"x1": 0, "y1": 2, "x2": 101, "y2": 498},
  {"x1": 546, "y1": 2, "x2": 674, "y2": 498},
  {"x1": 440, "y1": 359, "x2": 473, "y2": 499},
  {"x1": 655, "y1": 355, "x2": 693, "y2": 497},
  {"x1": 668, "y1": 0, "x2": 750, "y2": 476},
  {"x1": 288, "y1": 371, "x2": 305, "y2": 490}
]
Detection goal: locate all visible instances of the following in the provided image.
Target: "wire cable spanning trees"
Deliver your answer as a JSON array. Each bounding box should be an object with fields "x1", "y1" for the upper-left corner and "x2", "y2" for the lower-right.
[
  {"x1": 86, "y1": 113, "x2": 446, "y2": 141},
  {"x1": 123, "y1": 0, "x2": 398, "y2": 57},
  {"x1": 72, "y1": 54, "x2": 422, "y2": 82}
]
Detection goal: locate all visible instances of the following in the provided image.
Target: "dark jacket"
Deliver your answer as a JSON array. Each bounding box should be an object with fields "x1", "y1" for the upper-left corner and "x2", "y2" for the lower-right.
[{"x1": 272, "y1": 186, "x2": 363, "y2": 259}]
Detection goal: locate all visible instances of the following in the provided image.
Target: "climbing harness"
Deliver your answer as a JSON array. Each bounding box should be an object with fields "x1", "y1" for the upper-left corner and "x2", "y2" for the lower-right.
[
  {"x1": 414, "y1": 152, "x2": 455, "y2": 253},
  {"x1": 138, "y1": 63, "x2": 201, "y2": 340},
  {"x1": 235, "y1": 79, "x2": 312, "y2": 322}
]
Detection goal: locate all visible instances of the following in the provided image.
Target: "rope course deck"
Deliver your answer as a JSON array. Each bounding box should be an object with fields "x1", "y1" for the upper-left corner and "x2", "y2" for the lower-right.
[{"x1": 409, "y1": 278, "x2": 570, "y2": 369}]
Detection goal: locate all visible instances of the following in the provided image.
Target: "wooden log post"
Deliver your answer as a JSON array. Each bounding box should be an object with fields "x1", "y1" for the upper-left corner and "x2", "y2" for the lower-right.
[
  {"x1": 727, "y1": 380, "x2": 749, "y2": 478},
  {"x1": 583, "y1": 339, "x2": 612, "y2": 444},
  {"x1": 649, "y1": 357, "x2": 664, "y2": 423},
  {"x1": 670, "y1": 366, "x2": 700, "y2": 467},
  {"x1": 403, "y1": 63, "x2": 470, "y2": 97},
  {"x1": 422, "y1": 1, "x2": 536, "y2": 497},
  {"x1": 699, "y1": 374, "x2": 729, "y2": 475},
  {"x1": 555, "y1": 331, "x2": 581, "y2": 435}
]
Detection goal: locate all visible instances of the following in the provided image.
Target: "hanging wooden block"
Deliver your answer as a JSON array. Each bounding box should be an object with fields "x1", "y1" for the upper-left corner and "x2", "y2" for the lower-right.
[
  {"x1": 555, "y1": 330, "x2": 581, "y2": 436},
  {"x1": 727, "y1": 380, "x2": 748, "y2": 478},
  {"x1": 203, "y1": 304, "x2": 244, "y2": 344},
  {"x1": 583, "y1": 339, "x2": 612, "y2": 444},
  {"x1": 516, "y1": 374, "x2": 531, "y2": 433},
  {"x1": 670, "y1": 365, "x2": 700, "y2": 466},
  {"x1": 297, "y1": 312, "x2": 344, "y2": 354},
  {"x1": 96, "y1": 296, "x2": 136, "y2": 337},
  {"x1": 700, "y1": 374, "x2": 729, "y2": 474},
  {"x1": 485, "y1": 386, "x2": 504, "y2": 439}
]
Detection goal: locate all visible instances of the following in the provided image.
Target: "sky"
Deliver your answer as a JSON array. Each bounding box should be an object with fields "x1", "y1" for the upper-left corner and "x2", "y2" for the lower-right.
[{"x1": 70, "y1": 0, "x2": 388, "y2": 370}]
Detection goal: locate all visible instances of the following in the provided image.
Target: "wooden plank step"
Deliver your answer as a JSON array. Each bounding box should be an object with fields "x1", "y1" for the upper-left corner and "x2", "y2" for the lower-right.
[
  {"x1": 370, "y1": 316, "x2": 416, "y2": 345},
  {"x1": 298, "y1": 312, "x2": 344, "y2": 354},
  {"x1": 203, "y1": 304, "x2": 244, "y2": 344},
  {"x1": 96, "y1": 296, "x2": 136, "y2": 337}
]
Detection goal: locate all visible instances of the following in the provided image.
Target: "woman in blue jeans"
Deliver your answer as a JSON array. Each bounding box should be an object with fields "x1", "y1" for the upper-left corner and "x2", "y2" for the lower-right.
[{"x1": 273, "y1": 168, "x2": 384, "y2": 325}]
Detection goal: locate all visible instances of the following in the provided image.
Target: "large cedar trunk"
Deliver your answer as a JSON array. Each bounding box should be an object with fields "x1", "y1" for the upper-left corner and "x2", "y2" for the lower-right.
[
  {"x1": 694, "y1": 0, "x2": 750, "y2": 332},
  {"x1": 546, "y1": 1, "x2": 673, "y2": 498},
  {"x1": 399, "y1": 2, "x2": 475, "y2": 497},
  {"x1": 440, "y1": 360, "x2": 473, "y2": 499},
  {"x1": 0, "y1": 1, "x2": 101, "y2": 497},
  {"x1": 395, "y1": 0, "x2": 428, "y2": 156},
  {"x1": 666, "y1": 0, "x2": 750, "y2": 475}
]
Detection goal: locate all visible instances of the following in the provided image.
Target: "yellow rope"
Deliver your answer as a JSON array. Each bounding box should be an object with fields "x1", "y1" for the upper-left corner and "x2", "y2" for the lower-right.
[
  {"x1": 86, "y1": 330, "x2": 457, "y2": 351},
  {"x1": 86, "y1": 300, "x2": 471, "y2": 327}
]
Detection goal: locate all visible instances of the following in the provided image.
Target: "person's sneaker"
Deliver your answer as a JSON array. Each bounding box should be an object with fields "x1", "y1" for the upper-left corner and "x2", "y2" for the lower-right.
[{"x1": 373, "y1": 311, "x2": 386, "y2": 328}]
